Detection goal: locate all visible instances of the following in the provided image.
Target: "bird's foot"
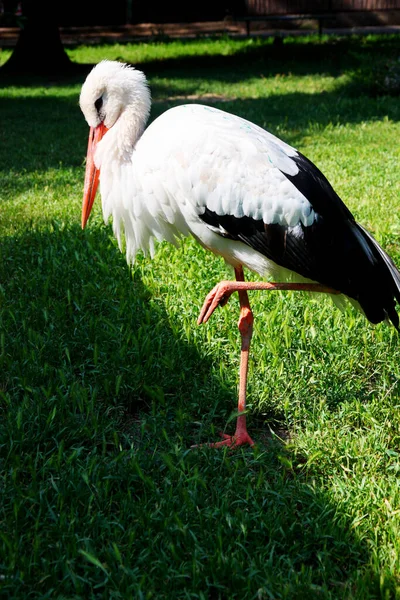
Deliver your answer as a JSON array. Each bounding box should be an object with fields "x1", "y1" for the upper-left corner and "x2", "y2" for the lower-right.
[
  {"x1": 197, "y1": 281, "x2": 235, "y2": 324},
  {"x1": 191, "y1": 430, "x2": 255, "y2": 449}
]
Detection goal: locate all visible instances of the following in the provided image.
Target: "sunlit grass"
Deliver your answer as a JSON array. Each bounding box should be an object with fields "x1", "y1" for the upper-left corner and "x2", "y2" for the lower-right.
[
  {"x1": 68, "y1": 36, "x2": 274, "y2": 65},
  {"x1": 0, "y1": 47, "x2": 11, "y2": 66},
  {"x1": 1, "y1": 35, "x2": 400, "y2": 598}
]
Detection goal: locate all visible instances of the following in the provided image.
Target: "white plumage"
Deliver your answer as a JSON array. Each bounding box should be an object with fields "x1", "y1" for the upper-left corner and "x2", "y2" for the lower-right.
[
  {"x1": 131, "y1": 105, "x2": 314, "y2": 258},
  {"x1": 79, "y1": 60, "x2": 400, "y2": 448},
  {"x1": 81, "y1": 63, "x2": 314, "y2": 272}
]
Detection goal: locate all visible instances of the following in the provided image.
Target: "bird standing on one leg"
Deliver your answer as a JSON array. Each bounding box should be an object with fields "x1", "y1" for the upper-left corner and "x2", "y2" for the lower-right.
[{"x1": 79, "y1": 60, "x2": 400, "y2": 448}]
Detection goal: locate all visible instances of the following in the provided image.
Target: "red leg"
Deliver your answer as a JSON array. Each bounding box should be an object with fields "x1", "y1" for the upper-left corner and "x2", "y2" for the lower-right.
[
  {"x1": 194, "y1": 269, "x2": 339, "y2": 449},
  {"x1": 202, "y1": 267, "x2": 255, "y2": 448},
  {"x1": 193, "y1": 267, "x2": 256, "y2": 448}
]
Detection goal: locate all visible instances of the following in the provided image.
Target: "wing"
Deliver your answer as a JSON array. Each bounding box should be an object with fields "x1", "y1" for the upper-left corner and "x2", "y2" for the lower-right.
[
  {"x1": 113, "y1": 103, "x2": 315, "y2": 261},
  {"x1": 147, "y1": 104, "x2": 353, "y2": 283},
  {"x1": 138, "y1": 104, "x2": 317, "y2": 227}
]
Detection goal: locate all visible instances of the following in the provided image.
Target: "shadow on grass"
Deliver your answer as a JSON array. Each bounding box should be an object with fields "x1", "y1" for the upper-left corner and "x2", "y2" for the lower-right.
[
  {"x1": 0, "y1": 222, "x2": 396, "y2": 598},
  {"x1": 0, "y1": 223, "x2": 225, "y2": 431}
]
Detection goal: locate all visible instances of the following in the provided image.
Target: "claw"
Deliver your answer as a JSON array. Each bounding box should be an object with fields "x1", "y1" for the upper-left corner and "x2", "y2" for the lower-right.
[
  {"x1": 197, "y1": 282, "x2": 234, "y2": 325},
  {"x1": 191, "y1": 429, "x2": 255, "y2": 449}
]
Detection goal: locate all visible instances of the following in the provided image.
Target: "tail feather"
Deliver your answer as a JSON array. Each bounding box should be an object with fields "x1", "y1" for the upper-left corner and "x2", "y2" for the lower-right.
[
  {"x1": 355, "y1": 223, "x2": 400, "y2": 330},
  {"x1": 358, "y1": 224, "x2": 400, "y2": 302}
]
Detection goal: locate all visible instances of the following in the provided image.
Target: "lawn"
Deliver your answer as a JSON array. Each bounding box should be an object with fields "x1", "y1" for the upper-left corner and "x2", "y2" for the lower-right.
[{"x1": 0, "y1": 34, "x2": 400, "y2": 598}]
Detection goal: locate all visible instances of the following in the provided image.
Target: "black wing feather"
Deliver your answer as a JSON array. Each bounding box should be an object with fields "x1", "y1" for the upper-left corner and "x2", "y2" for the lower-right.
[{"x1": 284, "y1": 151, "x2": 353, "y2": 220}]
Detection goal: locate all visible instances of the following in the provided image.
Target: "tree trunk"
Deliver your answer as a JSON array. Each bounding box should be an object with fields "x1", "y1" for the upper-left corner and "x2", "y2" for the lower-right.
[{"x1": 1, "y1": 0, "x2": 74, "y2": 75}]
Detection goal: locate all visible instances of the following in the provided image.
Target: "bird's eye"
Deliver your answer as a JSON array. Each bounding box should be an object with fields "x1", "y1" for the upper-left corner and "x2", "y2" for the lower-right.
[{"x1": 95, "y1": 96, "x2": 103, "y2": 113}]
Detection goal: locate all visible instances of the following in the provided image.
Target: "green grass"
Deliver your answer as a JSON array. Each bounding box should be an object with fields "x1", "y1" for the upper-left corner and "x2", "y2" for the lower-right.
[{"x1": 1, "y1": 35, "x2": 400, "y2": 598}]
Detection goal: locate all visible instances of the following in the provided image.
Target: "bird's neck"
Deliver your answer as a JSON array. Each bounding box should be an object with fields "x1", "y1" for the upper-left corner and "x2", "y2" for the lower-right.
[
  {"x1": 118, "y1": 105, "x2": 149, "y2": 157},
  {"x1": 96, "y1": 105, "x2": 149, "y2": 167}
]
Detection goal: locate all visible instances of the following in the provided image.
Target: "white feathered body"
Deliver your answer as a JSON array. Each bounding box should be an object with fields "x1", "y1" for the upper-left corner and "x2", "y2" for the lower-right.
[{"x1": 96, "y1": 104, "x2": 314, "y2": 279}]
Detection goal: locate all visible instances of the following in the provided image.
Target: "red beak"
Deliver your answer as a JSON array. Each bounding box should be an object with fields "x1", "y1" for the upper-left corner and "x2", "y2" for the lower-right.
[{"x1": 81, "y1": 123, "x2": 108, "y2": 229}]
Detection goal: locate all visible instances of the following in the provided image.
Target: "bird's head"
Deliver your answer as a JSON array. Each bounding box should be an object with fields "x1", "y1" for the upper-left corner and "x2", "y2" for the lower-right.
[{"x1": 79, "y1": 60, "x2": 151, "y2": 228}]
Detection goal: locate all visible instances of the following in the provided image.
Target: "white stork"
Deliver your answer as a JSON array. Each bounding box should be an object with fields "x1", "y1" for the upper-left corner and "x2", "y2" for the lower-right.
[{"x1": 79, "y1": 60, "x2": 400, "y2": 448}]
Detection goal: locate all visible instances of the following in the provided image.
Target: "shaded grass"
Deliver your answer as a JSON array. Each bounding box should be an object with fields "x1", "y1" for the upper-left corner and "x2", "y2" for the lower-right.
[{"x1": 1, "y1": 35, "x2": 400, "y2": 598}]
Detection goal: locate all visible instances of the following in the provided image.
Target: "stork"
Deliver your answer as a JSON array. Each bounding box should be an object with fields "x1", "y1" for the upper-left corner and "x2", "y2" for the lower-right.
[{"x1": 79, "y1": 60, "x2": 400, "y2": 448}]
